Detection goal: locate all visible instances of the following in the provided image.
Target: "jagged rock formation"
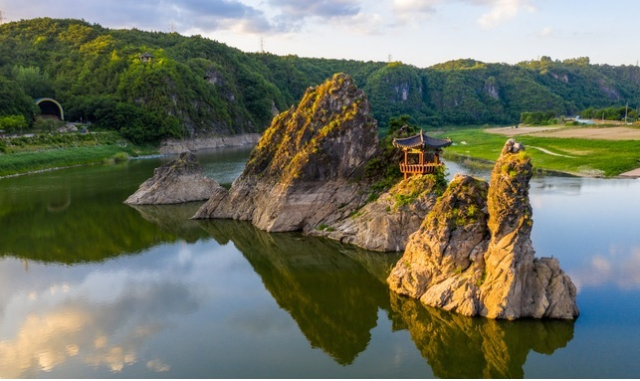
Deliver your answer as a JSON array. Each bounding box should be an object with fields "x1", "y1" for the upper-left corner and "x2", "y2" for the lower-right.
[
  {"x1": 388, "y1": 139, "x2": 579, "y2": 319},
  {"x1": 124, "y1": 151, "x2": 224, "y2": 205},
  {"x1": 193, "y1": 73, "x2": 379, "y2": 232},
  {"x1": 310, "y1": 174, "x2": 446, "y2": 252}
]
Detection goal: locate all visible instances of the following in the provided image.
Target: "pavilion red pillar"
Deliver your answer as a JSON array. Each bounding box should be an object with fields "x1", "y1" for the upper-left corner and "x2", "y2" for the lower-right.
[{"x1": 403, "y1": 150, "x2": 408, "y2": 180}]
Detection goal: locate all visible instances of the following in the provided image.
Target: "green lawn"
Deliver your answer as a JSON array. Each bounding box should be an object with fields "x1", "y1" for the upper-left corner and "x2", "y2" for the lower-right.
[
  {"x1": 0, "y1": 145, "x2": 131, "y2": 177},
  {"x1": 436, "y1": 129, "x2": 640, "y2": 177}
]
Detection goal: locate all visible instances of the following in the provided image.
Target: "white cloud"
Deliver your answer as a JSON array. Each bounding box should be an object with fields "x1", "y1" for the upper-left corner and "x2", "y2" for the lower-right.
[
  {"x1": 539, "y1": 26, "x2": 553, "y2": 37},
  {"x1": 392, "y1": 0, "x2": 440, "y2": 21},
  {"x1": 0, "y1": 0, "x2": 276, "y2": 35},
  {"x1": 333, "y1": 12, "x2": 386, "y2": 35},
  {"x1": 477, "y1": 0, "x2": 537, "y2": 28},
  {"x1": 268, "y1": 0, "x2": 361, "y2": 19},
  {"x1": 391, "y1": 0, "x2": 538, "y2": 26}
]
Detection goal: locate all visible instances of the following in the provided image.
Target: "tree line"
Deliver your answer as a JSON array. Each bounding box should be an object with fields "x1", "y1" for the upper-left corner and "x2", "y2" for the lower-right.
[{"x1": 1, "y1": 18, "x2": 639, "y2": 145}]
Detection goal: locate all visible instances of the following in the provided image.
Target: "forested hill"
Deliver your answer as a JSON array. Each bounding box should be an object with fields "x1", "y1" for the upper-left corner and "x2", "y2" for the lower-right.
[{"x1": 1, "y1": 18, "x2": 640, "y2": 144}]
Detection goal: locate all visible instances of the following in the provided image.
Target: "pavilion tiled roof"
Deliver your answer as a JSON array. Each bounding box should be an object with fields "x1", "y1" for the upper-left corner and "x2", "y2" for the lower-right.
[{"x1": 392, "y1": 130, "x2": 453, "y2": 150}]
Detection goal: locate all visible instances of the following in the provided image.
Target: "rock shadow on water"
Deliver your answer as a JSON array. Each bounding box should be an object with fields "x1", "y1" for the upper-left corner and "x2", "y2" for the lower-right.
[
  {"x1": 128, "y1": 202, "x2": 211, "y2": 243},
  {"x1": 198, "y1": 219, "x2": 397, "y2": 365},
  {"x1": 390, "y1": 293, "x2": 575, "y2": 378}
]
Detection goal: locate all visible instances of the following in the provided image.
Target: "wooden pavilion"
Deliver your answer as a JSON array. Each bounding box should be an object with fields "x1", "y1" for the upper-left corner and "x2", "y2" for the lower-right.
[{"x1": 392, "y1": 129, "x2": 452, "y2": 180}]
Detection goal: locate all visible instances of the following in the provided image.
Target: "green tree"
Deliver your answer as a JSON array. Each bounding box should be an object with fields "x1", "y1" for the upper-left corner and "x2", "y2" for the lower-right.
[
  {"x1": 0, "y1": 115, "x2": 28, "y2": 134},
  {"x1": 0, "y1": 76, "x2": 37, "y2": 124},
  {"x1": 11, "y1": 65, "x2": 54, "y2": 98}
]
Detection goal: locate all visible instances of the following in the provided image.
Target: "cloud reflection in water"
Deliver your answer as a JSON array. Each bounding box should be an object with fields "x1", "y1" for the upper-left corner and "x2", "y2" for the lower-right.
[
  {"x1": 570, "y1": 246, "x2": 640, "y2": 291},
  {"x1": 0, "y1": 253, "x2": 200, "y2": 377}
]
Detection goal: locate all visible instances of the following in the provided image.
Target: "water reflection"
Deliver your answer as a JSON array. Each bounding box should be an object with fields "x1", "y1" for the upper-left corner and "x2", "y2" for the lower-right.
[
  {"x1": 0, "y1": 168, "x2": 194, "y2": 265},
  {"x1": 390, "y1": 294, "x2": 575, "y2": 378},
  {"x1": 0, "y1": 262, "x2": 198, "y2": 377},
  {"x1": 1, "y1": 148, "x2": 639, "y2": 378},
  {"x1": 129, "y1": 203, "x2": 210, "y2": 243},
  {"x1": 530, "y1": 177, "x2": 583, "y2": 196},
  {"x1": 200, "y1": 220, "x2": 397, "y2": 365},
  {"x1": 570, "y1": 246, "x2": 640, "y2": 290}
]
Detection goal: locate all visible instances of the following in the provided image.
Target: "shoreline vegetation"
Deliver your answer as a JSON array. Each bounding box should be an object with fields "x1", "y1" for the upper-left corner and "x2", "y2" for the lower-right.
[
  {"x1": 2, "y1": 126, "x2": 639, "y2": 178},
  {"x1": 0, "y1": 131, "x2": 260, "y2": 178}
]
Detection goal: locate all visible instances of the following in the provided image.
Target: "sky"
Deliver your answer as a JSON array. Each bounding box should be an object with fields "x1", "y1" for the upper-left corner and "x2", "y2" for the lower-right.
[{"x1": 0, "y1": 0, "x2": 638, "y2": 68}]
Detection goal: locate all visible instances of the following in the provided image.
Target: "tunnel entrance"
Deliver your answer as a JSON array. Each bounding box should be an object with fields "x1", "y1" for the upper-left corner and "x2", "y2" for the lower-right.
[{"x1": 35, "y1": 98, "x2": 64, "y2": 120}]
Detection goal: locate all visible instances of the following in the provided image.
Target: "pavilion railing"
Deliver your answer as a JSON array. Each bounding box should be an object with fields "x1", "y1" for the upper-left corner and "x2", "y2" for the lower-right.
[{"x1": 399, "y1": 163, "x2": 441, "y2": 174}]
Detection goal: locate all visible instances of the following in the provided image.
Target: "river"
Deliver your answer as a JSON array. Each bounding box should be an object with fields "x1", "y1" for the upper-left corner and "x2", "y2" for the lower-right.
[{"x1": 0, "y1": 147, "x2": 639, "y2": 378}]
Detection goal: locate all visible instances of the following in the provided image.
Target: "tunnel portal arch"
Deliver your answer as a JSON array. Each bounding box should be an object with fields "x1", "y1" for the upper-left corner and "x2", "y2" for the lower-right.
[{"x1": 35, "y1": 98, "x2": 64, "y2": 120}]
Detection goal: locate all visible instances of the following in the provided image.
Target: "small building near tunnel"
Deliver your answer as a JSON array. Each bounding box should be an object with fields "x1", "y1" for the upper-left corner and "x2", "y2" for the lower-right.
[{"x1": 35, "y1": 98, "x2": 64, "y2": 121}]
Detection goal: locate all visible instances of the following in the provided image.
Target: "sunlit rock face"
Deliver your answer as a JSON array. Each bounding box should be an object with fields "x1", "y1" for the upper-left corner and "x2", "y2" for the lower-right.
[
  {"x1": 193, "y1": 73, "x2": 379, "y2": 232},
  {"x1": 388, "y1": 139, "x2": 580, "y2": 320},
  {"x1": 311, "y1": 174, "x2": 446, "y2": 252},
  {"x1": 124, "y1": 151, "x2": 223, "y2": 205}
]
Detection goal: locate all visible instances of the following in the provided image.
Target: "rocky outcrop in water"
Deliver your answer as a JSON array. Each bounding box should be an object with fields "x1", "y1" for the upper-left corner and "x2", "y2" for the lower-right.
[
  {"x1": 310, "y1": 174, "x2": 446, "y2": 252},
  {"x1": 388, "y1": 139, "x2": 579, "y2": 320},
  {"x1": 124, "y1": 151, "x2": 224, "y2": 205},
  {"x1": 192, "y1": 73, "x2": 379, "y2": 232}
]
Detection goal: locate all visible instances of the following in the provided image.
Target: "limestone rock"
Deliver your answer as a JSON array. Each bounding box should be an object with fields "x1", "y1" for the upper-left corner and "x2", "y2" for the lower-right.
[
  {"x1": 311, "y1": 174, "x2": 446, "y2": 252},
  {"x1": 192, "y1": 73, "x2": 379, "y2": 232},
  {"x1": 388, "y1": 139, "x2": 579, "y2": 320},
  {"x1": 124, "y1": 151, "x2": 224, "y2": 205}
]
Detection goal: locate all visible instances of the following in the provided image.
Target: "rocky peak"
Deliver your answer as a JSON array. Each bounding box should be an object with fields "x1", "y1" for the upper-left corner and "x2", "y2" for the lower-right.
[
  {"x1": 388, "y1": 139, "x2": 579, "y2": 320},
  {"x1": 487, "y1": 138, "x2": 532, "y2": 241},
  {"x1": 244, "y1": 73, "x2": 378, "y2": 184},
  {"x1": 193, "y1": 73, "x2": 379, "y2": 232}
]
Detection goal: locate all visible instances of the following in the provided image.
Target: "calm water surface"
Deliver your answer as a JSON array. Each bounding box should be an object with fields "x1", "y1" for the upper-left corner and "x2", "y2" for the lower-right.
[{"x1": 0, "y1": 148, "x2": 639, "y2": 378}]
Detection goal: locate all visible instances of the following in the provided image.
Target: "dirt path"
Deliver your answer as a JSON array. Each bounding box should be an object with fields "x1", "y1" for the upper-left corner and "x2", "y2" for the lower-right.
[
  {"x1": 527, "y1": 146, "x2": 575, "y2": 158},
  {"x1": 484, "y1": 126, "x2": 561, "y2": 136},
  {"x1": 486, "y1": 126, "x2": 640, "y2": 140},
  {"x1": 620, "y1": 168, "x2": 640, "y2": 178}
]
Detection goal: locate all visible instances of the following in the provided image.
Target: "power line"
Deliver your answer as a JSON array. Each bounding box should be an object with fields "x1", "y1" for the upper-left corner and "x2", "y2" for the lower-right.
[
  {"x1": 260, "y1": 37, "x2": 265, "y2": 53},
  {"x1": 0, "y1": 10, "x2": 5, "y2": 25},
  {"x1": 170, "y1": 20, "x2": 176, "y2": 33}
]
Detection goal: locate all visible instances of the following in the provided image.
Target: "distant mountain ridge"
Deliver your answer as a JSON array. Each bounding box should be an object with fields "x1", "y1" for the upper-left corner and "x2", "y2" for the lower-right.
[{"x1": 1, "y1": 18, "x2": 639, "y2": 144}]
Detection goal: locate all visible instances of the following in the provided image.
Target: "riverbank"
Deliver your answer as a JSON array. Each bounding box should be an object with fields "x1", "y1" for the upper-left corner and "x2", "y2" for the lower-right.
[
  {"x1": 158, "y1": 133, "x2": 261, "y2": 154},
  {"x1": 436, "y1": 128, "x2": 640, "y2": 177},
  {"x1": 0, "y1": 145, "x2": 144, "y2": 178},
  {"x1": 0, "y1": 132, "x2": 139, "y2": 177},
  {"x1": 0, "y1": 132, "x2": 262, "y2": 178}
]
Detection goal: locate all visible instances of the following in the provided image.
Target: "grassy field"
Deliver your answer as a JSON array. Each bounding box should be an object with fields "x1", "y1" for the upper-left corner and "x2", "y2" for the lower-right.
[
  {"x1": 0, "y1": 132, "x2": 157, "y2": 177},
  {"x1": 436, "y1": 129, "x2": 640, "y2": 177},
  {"x1": 0, "y1": 145, "x2": 135, "y2": 177}
]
